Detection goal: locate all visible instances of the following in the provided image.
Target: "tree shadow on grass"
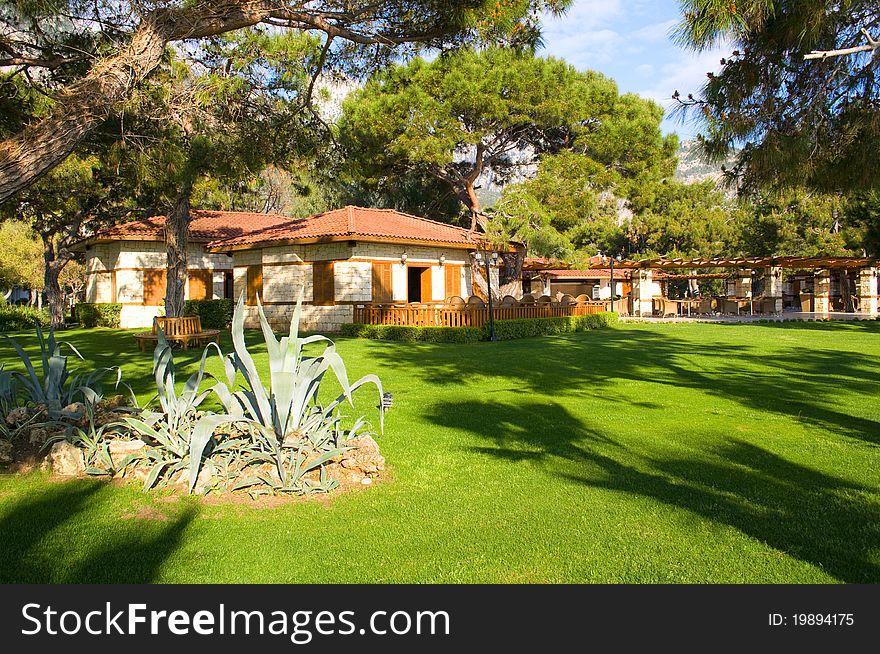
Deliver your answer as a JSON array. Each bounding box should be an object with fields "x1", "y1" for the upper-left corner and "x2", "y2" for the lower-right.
[
  {"x1": 426, "y1": 399, "x2": 619, "y2": 464},
  {"x1": 564, "y1": 439, "x2": 880, "y2": 583},
  {"x1": 361, "y1": 325, "x2": 880, "y2": 446},
  {"x1": 428, "y1": 398, "x2": 880, "y2": 582},
  {"x1": 0, "y1": 479, "x2": 196, "y2": 583}
]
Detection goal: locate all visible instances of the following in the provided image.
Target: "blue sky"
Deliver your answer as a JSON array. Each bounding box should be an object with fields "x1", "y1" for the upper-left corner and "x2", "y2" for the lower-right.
[{"x1": 539, "y1": 0, "x2": 729, "y2": 140}]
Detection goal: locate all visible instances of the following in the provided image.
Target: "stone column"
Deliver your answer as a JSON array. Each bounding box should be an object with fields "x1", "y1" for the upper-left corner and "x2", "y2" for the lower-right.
[
  {"x1": 734, "y1": 271, "x2": 752, "y2": 298},
  {"x1": 814, "y1": 269, "x2": 831, "y2": 314},
  {"x1": 632, "y1": 269, "x2": 654, "y2": 316},
  {"x1": 857, "y1": 267, "x2": 878, "y2": 317},
  {"x1": 765, "y1": 266, "x2": 783, "y2": 313}
]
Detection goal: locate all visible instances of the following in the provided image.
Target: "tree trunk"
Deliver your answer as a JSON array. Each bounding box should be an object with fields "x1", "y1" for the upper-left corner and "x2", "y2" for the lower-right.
[
  {"x1": 466, "y1": 182, "x2": 486, "y2": 232},
  {"x1": 42, "y1": 234, "x2": 68, "y2": 329},
  {"x1": 497, "y1": 250, "x2": 525, "y2": 298},
  {"x1": 165, "y1": 185, "x2": 193, "y2": 317}
]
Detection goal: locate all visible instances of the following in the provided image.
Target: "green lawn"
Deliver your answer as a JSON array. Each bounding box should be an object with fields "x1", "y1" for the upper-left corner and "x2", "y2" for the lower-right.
[{"x1": 0, "y1": 320, "x2": 878, "y2": 583}]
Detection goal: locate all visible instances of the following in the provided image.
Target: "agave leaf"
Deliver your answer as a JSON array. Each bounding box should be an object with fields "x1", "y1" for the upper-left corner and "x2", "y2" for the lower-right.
[
  {"x1": 143, "y1": 461, "x2": 169, "y2": 491},
  {"x1": 188, "y1": 414, "x2": 244, "y2": 493},
  {"x1": 231, "y1": 476, "x2": 263, "y2": 491}
]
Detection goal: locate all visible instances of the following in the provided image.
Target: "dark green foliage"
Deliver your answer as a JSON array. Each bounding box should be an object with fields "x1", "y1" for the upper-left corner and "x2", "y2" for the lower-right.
[
  {"x1": 183, "y1": 299, "x2": 234, "y2": 329},
  {"x1": 343, "y1": 313, "x2": 618, "y2": 342},
  {"x1": 76, "y1": 303, "x2": 121, "y2": 328},
  {"x1": 341, "y1": 323, "x2": 484, "y2": 343},
  {"x1": 492, "y1": 313, "x2": 618, "y2": 340},
  {"x1": 0, "y1": 306, "x2": 50, "y2": 332}
]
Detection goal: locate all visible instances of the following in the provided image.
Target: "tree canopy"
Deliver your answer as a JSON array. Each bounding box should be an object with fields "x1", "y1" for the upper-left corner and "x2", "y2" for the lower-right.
[
  {"x1": 338, "y1": 46, "x2": 632, "y2": 229},
  {"x1": 674, "y1": 0, "x2": 880, "y2": 193}
]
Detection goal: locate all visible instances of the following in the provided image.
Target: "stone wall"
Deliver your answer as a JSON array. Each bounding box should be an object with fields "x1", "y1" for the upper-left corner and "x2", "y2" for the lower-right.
[{"x1": 241, "y1": 304, "x2": 354, "y2": 332}]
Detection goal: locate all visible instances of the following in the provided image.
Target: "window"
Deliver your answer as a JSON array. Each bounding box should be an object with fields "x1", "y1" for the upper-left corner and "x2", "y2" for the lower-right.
[
  {"x1": 143, "y1": 269, "x2": 166, "y2": 306},
  {"x1": 246, "y1": 265, "x2": 262, "y2": 306},
  {"x1": 444, "y1": 264, "x2": 461, "y2": 299},
  {"x1": 313, "y1": 261, "x2": 335, "y2": 305},
  {"x1": 188, "y1": 270, "x2": 213, "y2": 301},
  {"x1": 372, "y1": 262, "x2": 393, "y2": 303}
]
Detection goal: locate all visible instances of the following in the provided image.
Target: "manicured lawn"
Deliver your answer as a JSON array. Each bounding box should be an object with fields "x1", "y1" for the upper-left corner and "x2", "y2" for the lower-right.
[{"x1": 0, "y1": 320, "x2": 878, "y2": 583}]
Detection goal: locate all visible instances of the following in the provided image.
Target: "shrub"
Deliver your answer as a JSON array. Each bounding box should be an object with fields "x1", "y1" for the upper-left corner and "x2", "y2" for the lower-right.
[
  {"x1": 0, "y1": 305, "x2": 50, "y2": 332},
  {"x1": 340, "y1": 323, "x2": 484, "y2": 343},
  {"x1": 76, "y1": 303, "x2": 121, "y2": 328},
  {"x1": 343, "y1": 312, "x2": 618, "y2": 343},
  {"x1": 183, "y1": 299, "x2": 234, "y2": 329},
  {"x1": 493, "y1": 312, "x2": 618, "y2": 340}
]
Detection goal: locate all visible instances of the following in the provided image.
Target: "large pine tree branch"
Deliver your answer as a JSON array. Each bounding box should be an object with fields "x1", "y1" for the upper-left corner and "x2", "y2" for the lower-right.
[
  {"x1": 804, "y1": 28, "x2": 879, "y2": 60},
  {"x1": 0, "y1": 1, "x2": 458, "y2": 202}
]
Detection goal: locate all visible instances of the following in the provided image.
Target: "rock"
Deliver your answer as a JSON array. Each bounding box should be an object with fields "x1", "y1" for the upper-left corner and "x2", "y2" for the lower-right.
[
  {"x1": 360, "y1": 477, "x2": 373, "y2": 486},
  {"x1": 47, "y1": 441, "x2": 85, "y2": 476},
  {"x1": 0, "y1": 439, "x2": 13, "y2": 464},
  {"x1": 345, "y1": 435, "x2": 385, "y2": 477},
  {"x1": 340, "y1": 458, "x2": 358, "y2": 469},
  {"x1": 5, "y1": 406, "x2": 32, "y2": 425},
  {"x1": 60, "y1": 402, "x2": 86, "y2": 421},
  {"x1": 193, "y1": 466, "x2": 213, "y2": 495},
  {"x1": 27, "y1": 427, "x2": 48, "y2": 447},
  {"x1": 107, "y1": 438, "x2": 145, "y2": 467}
]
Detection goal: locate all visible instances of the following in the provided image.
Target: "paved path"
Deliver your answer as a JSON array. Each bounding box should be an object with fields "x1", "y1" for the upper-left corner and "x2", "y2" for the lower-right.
[{"x1": 621, "y1": 312, "x2": 876, "y2": 323}]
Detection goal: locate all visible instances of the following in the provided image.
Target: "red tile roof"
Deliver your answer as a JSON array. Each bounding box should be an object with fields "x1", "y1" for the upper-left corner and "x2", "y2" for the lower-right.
[
  {"x1": 84, "y1": 206, "x2": 486, "y2": 251},
  {"x1": 207, "y1": 206, "x2": 482, "y2": 250},
  {"x1": 87, "y1": 210, "x2": 291, "y2": 243}
]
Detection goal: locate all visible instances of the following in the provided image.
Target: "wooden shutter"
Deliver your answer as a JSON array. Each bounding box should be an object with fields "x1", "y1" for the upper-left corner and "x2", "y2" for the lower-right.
[
  {"x1": 444, "y1": 265, "x2": 461, "y2": 299},
  {"x1": 371, "y1": 262, "x2": 393, "y2": 303},
  {"x1": 420, "y1": 267, "x2": 432, "y2": 302},
  {"x1": 313, "y1": 261, "x2": 335, "y2": 305},
  {"x1": 143, "y1": 269, "x2": 166, "y2": 306},
  {"x1": 246, "y1": 265, "x2": 263, "y2": 306},
  {"x1": 188, "y1": 270, "x2": 213, "y2": 301}
]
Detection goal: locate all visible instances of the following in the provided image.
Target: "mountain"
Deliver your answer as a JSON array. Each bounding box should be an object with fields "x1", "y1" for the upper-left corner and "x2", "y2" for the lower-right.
[{"x1": 674, "y1": 139, "x2": 737, "y2": 186}]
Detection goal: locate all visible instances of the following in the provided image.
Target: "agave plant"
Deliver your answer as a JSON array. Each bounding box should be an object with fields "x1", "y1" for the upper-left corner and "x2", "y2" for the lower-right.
[
  {"x1": 2, "y1": 322, "x2": 126, "y2": 415},
  {"x1": 124, "y1": 329, "x2": 239, "y2": 492},
  {"x1": 0, "y1": 364, "x2": 18, "y2": 422},
  {"x1": 212, "y1": 290, "x2": 384, "y2": 493}
]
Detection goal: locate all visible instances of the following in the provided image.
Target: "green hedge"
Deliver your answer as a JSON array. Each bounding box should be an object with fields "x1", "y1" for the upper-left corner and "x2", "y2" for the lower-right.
[
  {"x1": 343, "y1": 312, "x2": 618, "y2": 343},
  {"x1": 492, "y1": 312, "x2": 618, "y2": 340},
  {"x1": 183, "y1": 299, "x2": 234, "y2": 329},
  {"x1": 0, "y1": 305, "x2": 50, "y2": 332},
  {"x1": 76, "y1": 303, "x2": 122, "y2": 328},
  {"x1": 340, "y1": 323, "x2": 485, "y2": 343}
]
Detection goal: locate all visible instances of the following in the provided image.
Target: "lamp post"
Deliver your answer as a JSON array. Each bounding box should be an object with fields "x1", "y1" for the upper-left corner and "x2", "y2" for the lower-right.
[{"x1": 476, "y1": 249, "x2": 499, "y2": 341}]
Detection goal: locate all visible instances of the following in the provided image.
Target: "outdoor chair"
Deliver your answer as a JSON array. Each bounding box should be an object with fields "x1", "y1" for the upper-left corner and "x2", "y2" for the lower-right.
[
  {"x1": 559, "y1": 294, "x2": 577, "y2": 306},
  {"x1": 519, "y1": 294, "x2": 536, "y2": 305},
  {"x1": 575, "y1": 294, "x2": 590, "y2": 305},
  {"x1": 467, "y1": 296, "x2": 486, "y2": 309},
  {"x1": 446, "y1": 295, "x2": 466, "y2": 309},
  {"x1": 536, "y1": 295, "x2": 552, "y2": 304},
  {"x1": 500, "y1": 295, "x2": 517, "y2": 307}
]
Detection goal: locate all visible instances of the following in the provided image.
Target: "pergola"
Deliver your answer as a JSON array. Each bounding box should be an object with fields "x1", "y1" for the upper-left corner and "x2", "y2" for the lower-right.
[
  {"x1": 611, "y1": 256, "x2": 876, "y2": 317},
  {"x1": 545, "y1": 255, "x2": 880, "y2": 317}
]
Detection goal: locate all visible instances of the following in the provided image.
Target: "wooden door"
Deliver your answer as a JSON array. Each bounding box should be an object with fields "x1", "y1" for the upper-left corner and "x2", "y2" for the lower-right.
[
  {"x1": 420, "y1": 267, "x2": 432, "y2": 303},
  {"x1": 246, "y1": 265, "x2": 263, "y2": 306}
]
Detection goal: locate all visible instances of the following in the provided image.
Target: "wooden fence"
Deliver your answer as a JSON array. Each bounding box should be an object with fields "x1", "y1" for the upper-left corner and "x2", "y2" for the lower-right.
[{"x1": 352, "y1": 301, "x2": 625, "y2": 328}]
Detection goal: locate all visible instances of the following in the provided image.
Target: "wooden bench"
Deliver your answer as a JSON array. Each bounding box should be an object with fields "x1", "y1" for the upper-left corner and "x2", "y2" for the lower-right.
[{"x1": 134, "y1": 316, "x2": 221, "y2": 351}]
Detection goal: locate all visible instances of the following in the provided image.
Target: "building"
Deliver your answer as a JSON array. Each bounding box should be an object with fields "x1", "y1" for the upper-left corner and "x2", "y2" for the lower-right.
[{"x1": 76, "y1": 206, "x2": 498, "y2": 330}]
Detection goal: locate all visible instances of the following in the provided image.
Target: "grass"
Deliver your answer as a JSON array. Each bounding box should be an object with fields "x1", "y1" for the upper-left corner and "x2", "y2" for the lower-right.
[{"x1": 0, "y1": 320, "x2": 878, "y2": 583}]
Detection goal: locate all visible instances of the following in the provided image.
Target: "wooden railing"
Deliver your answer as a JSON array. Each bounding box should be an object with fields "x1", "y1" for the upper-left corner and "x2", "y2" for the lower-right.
[{"x1": 352, "y1": 301, "x2": 623, "y2": 328}]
